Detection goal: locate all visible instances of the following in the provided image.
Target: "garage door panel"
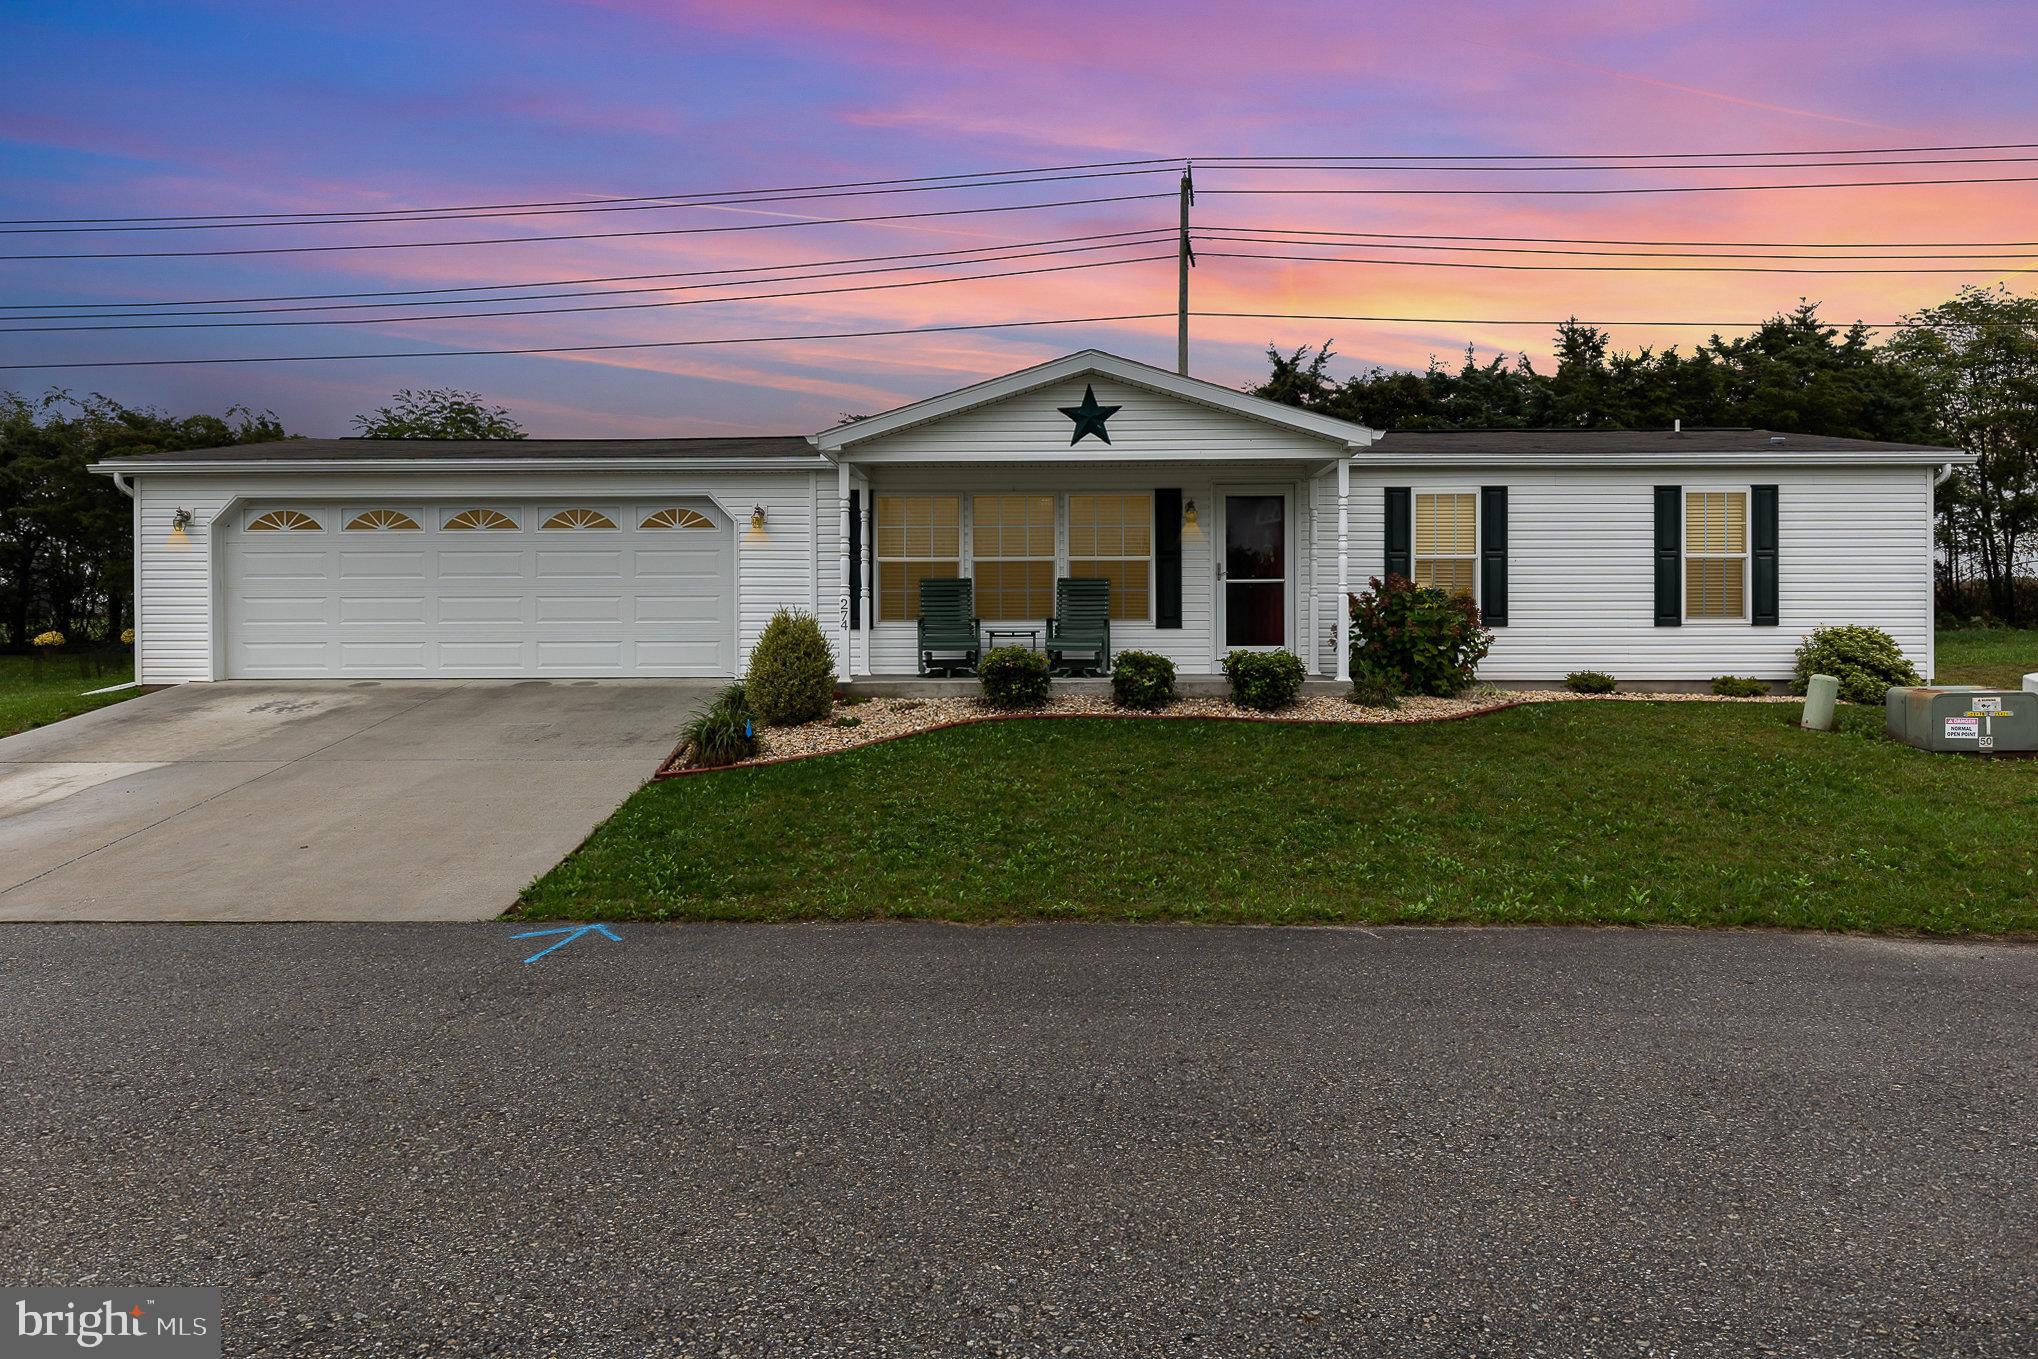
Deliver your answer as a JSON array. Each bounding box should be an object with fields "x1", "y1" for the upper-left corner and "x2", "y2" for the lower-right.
[
  {"x1": 536, "y1": 549, "x2": 623, "y2": 578},
  {"x1": 437, "y1": 550, "x2": 526, "y2": 578},
  {"x1": 534, "y1": 594, "x2": 624, "y2": 623},
  {"x1": 339, "y1": 551, "x2": 426, "y2": 579},
  {"x1": 634, "y1": 594, "x2": 721, "y2": 623},
  {"x1": 438, "y1": 641, "x2": 527, "y2": 671},
  {"x1": 241, "y1": 551, "x2": 330, "y2": 579},
  {"x1": 339, "y1": 595, "x2": 428, "y2": 623},
  {"x1": 240, "y1": 595, "x2": 332, "y2": 624},
  {"x1": 340, "y1": 643, "x2": 428, "y2": 671},
  {"x1": 437, "y1": 594, "x2": 526, "y2": 624},
  {"x1": 228, "y1": 501, "x2": 732, "y2": 678}
]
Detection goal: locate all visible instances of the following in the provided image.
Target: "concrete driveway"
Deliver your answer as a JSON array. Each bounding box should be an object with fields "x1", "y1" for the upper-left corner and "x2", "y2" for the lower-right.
[{"x1": 0, "y1": 680, "x2": 712, "y2": 921}]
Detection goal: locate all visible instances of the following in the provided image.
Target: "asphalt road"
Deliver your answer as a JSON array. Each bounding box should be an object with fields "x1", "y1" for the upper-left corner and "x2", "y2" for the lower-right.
[{"x1": 2, "y1": 924, "x2": 2032, "y2": 1358}]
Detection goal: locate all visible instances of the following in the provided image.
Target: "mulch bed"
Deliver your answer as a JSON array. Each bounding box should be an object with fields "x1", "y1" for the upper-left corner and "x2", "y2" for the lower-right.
[{"x1": 656, "y1": 689, "x2": 1797, "y2": 778}]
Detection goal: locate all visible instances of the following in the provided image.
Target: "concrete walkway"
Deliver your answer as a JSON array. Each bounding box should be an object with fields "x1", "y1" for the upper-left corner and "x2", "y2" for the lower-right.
[{"x1": 0, "y1": 679, "x2": 712, "y2": 921}]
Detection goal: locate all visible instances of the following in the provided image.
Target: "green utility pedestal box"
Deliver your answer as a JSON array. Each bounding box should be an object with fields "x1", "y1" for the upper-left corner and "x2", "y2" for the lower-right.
[{"x1": 1884, "y1": 685, "x2": 2038, "y2": 754}]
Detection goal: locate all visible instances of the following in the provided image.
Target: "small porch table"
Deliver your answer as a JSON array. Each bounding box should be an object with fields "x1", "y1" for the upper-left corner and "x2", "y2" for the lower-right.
[{"x1": 984, "y1": 627, "x2": 1040, "y2": 652}]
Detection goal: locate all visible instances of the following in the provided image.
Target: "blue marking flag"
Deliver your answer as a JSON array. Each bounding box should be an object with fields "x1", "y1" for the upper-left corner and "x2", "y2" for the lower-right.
[{"x1": 510, "y1": 922, "x2": 622, "y2": 964}]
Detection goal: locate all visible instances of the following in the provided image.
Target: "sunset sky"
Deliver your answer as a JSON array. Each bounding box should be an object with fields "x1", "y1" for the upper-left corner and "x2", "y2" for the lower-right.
[{"x1": 4, "y1": 1, "x2": 2036, "y2": 436}]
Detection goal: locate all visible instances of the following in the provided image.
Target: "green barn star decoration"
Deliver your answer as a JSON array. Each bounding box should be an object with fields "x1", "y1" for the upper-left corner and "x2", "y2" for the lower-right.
[{"x1": 1058, "y1": 384, "x2": 1121, "y2": 445}]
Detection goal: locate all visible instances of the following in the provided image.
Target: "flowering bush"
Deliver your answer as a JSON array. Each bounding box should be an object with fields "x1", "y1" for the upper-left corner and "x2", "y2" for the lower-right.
[
  {"x1": 1348, "y1": 575, "x2": 1492, "y2": 698},
  {"x1": 31, "y1": 630, "x2": 64, "y2": 649}
]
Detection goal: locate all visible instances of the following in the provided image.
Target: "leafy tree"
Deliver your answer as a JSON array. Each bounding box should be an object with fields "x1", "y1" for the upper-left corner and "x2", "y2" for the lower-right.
[
  {"x1": 0, "y1": 391, "x2": 287, "y2": 645},
  {"x1": 1886, "y1": 285, "x2": 2038, "y2": 622},
  {"x1": 352, "y1": 388, "x2": 525, "y2": 439}
]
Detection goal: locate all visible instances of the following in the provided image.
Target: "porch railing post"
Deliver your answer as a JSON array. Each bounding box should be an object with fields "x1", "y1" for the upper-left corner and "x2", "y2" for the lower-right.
[
  {"x1": 836, "y1": 461, "x2": 852, "y2": 682},
  {"x1": 1335, "y1": 458, "x2": 1351, "y2": 683}
]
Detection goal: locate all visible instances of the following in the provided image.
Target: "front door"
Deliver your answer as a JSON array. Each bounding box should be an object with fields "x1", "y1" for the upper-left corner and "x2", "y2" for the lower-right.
[{"x1": 1220, "y1": 492, "x2": 1288, "y2": 650}]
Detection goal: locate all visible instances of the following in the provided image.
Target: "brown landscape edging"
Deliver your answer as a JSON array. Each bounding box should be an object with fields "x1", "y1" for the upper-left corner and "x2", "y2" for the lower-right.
[{"x1": 653, "y1": 698, "x2": 1540, "y2": 779}]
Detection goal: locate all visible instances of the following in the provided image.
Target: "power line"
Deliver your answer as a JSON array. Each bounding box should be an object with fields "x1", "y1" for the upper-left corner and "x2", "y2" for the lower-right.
[
  {"x1": 1, "y1": 235, "x2": 1181, "y2": 320},
  {"x1": 0, "y1": 253, "x2": 1175, "y2": 332},
  {"x1": 1196, "y1": 248, "x2": 2038, "y2": 275},
  {"x1": 1193, "y1": 231, "x2": 2038, "y2": 261},
  {"x1": 1197, "y1": 155, "x2": 2038, "y2": 171},
  {"x1": 0, "y1": 229, "x2": 1173, "y2": 309},
  {"x1": 1202, "y1": 224, "x2": 2038, "y2": 249},
  {"x1": 1192, "y1": 311, "x2": 1956, "y2": 329},
  {"x1": 1194, "y1": 141, "x2": 2038, "y2": 160},
  {"x1": 1, "y1": 191, "x2": 1178, "y2": 261},
  {"x1": 1198, "y1": 232, "x2": 2038, "y2": 262},
  {"x1": 0, "y1": 167, "x2": 1182, "y2": 235},
  {"x1": 0, "y1": 312, "x2": 1180, "y2": 370},
  {"x1": 1202, "y1": 174, "x2": 2038, "y2": 197},
  {"x1": 15, "y1": 141, "x2": 2036, "y2": 226},
  {"x1": 0, "y1": 158, "x2": 1182, "y2": 225}
]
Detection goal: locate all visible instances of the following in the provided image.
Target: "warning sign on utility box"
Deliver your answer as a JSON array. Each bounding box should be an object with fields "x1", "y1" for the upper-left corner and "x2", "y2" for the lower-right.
[{"x1": 1944, "y1": 716, "x2": 1980, "y2": 740}]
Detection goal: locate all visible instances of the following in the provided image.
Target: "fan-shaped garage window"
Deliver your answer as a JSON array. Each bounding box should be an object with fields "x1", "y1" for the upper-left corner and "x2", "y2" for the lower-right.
[
  {"x1": 540, "y1": 508, "x2": 617, "y2": 531},
  {"x1": 247, "y1": 509, "x2": 322, "y2": 532},
  {"x1": 344, "y1": 509, "x2": 421, "y2": 531},
  {"x1": 444, "y1": 508, "x2": 518, "y2": 531},
  {"x1": 640, "y1": 507, "x2": 714, "y2": 530}
]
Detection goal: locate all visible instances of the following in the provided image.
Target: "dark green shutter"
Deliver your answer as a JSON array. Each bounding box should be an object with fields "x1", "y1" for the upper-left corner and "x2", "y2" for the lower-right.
[
  {"x1": 1154, "y1": 489, "x2": 1183, "y2": 628},
  {"x1": 1751, "y1": 484, "x2": 1779, "y2": 626},
  {"x1": 1654, "y1": 486, "x2": 1682, "y2": 627},
  {"x1": 1384, "y1": 487, "x2": 1411, "y2": 581},
  {"x1": 1480, "y1": 485, "x2": 1508, "y2": 626},
  {"x1": 848, "y1": 489, "x2": 862, "y2": 628}
]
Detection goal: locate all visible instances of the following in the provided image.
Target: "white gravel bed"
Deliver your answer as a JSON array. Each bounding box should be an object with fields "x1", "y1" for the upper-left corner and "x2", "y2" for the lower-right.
[{"x1": 723, "y1": 687, "x2": 1797, "y2": 767}]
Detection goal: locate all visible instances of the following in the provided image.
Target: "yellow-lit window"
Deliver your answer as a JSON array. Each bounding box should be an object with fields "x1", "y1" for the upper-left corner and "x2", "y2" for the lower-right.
[
  {"x1": 1685, "y1": 490, "x2": 1748, "y2": 620},
  {"x1": 876, "y1": 495, "x2": 960, "y2": 621},
  {"x1": 1413, "y1": 492, "x2": 1477, "y2": 597},
  {"x1": 1068, "y1": 493, "x2": 1152, "y2": 621},
  {"x1": 970, "y1": 494, "x2": 1055, "y2": 620}
]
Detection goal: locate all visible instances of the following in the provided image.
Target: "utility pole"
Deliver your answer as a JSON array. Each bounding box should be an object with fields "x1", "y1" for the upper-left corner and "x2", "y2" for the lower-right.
[{"x1": 1177, "y1": 162, "x2": 1195, "y2": 376}]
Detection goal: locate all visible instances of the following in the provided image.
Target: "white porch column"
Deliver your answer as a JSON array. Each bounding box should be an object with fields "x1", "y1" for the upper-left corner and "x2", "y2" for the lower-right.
[
  {"x1": 835, "y1": 460, "x2": 852, "y2": 682},
  {"x1": 1335, "y1": 458, "x2": 1351, "y2": 682},
  {"x1": 860, "y1": 479, "x2": 875, "y2": 676}
]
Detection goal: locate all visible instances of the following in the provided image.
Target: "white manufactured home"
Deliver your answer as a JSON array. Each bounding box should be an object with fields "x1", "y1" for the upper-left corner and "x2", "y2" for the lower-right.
[{"x1": 96, "y1": 349, "x2": 1969, "y2": 687}]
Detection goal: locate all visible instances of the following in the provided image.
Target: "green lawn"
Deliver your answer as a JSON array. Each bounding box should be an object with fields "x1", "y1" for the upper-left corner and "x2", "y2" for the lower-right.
[
  {"x1": 0, "y1": 652, "x2": 137, "y2": 738},
  {"x1": 519, "y1": 700, "x2": 2038, "y2": 935},
  {"x1": 1936, "y1": 626, "x2": 2038, "y2": 689}
]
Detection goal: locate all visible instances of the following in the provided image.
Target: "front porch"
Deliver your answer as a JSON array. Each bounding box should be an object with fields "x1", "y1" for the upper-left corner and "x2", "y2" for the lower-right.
[{"x1": 836, "y1": 674, "x2": 1356, "y2": 698}]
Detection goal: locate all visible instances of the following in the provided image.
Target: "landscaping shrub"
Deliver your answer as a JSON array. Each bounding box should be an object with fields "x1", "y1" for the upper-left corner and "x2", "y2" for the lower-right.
[
  {"x1": 1793, "y1": 624, "x2": 1920, "y2": 704},
  {"x1": 1111, "y1": 650, "x2": 1177, "y2": 711},
  {"x1": 679, "y1": 685, "x2": 757, "y2": 769},
  {"x1": 980, "y1": 646, "x2": 1051, "y2": 709},
  {"x1": 1565, "y1": 670, "x2": 1617, "y2": 694},
  {"x1": 1347, "y1": 659, "x2": 1401, "y2": 710},
  {"x1": 744, "y1": 609, "x2": 836, "y2": 725},
  {"x1": 1348, "y1": 574, "x2": 1492, "y2": 698},
  {"x1": 1223, "y1": 648, "x2": 1305, "y2": 711},
  {"x1": 1712, "y1": 675, "x2": 1770, "y2": 697}
]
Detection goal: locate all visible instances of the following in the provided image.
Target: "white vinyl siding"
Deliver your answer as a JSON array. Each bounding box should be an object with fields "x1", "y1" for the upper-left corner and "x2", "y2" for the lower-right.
[{"x1": 1316, "y1": 466, "x2": 1934, "y2": 681}]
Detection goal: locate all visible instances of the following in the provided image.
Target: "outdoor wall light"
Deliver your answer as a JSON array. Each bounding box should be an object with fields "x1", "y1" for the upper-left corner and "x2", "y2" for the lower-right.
[
  {"x1": 750, "y1": 504, "x2": 767, "y2": 532},
  {"x1": 170, "y1": 508, "x2": 194, "y2": 532},
  {"x1": 1183, "y1": 499, "x2": 1198, "y2": 528}
]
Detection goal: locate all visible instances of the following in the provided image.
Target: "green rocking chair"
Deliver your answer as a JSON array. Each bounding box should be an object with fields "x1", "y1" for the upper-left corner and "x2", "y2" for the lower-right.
[
  {"x1": 916, "y1": 577, "x2": 981, "y2": 676},
  {"x1": 1043, "y1": 577, "x2": 1111, "y2": 676}
]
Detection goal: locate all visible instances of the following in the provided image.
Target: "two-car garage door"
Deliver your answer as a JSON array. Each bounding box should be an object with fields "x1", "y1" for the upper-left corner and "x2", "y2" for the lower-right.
[{"x1": 225, "y1": 501, "x2": 734, "y2": 678}]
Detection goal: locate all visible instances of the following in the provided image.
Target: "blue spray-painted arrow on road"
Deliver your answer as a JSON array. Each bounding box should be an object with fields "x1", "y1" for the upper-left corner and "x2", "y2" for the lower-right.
[{"x1": 510, "y1": 923, "x2": 621, "y2": 964}]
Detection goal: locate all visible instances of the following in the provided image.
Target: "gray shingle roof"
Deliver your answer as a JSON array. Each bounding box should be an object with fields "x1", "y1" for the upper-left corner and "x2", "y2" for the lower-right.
[
  {"x1": 118, "y1": 436, "x2": 818, "y2": 463},
  {"x1": 1375, "y1": 428, "x2": 1954, "y2": 455}
]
